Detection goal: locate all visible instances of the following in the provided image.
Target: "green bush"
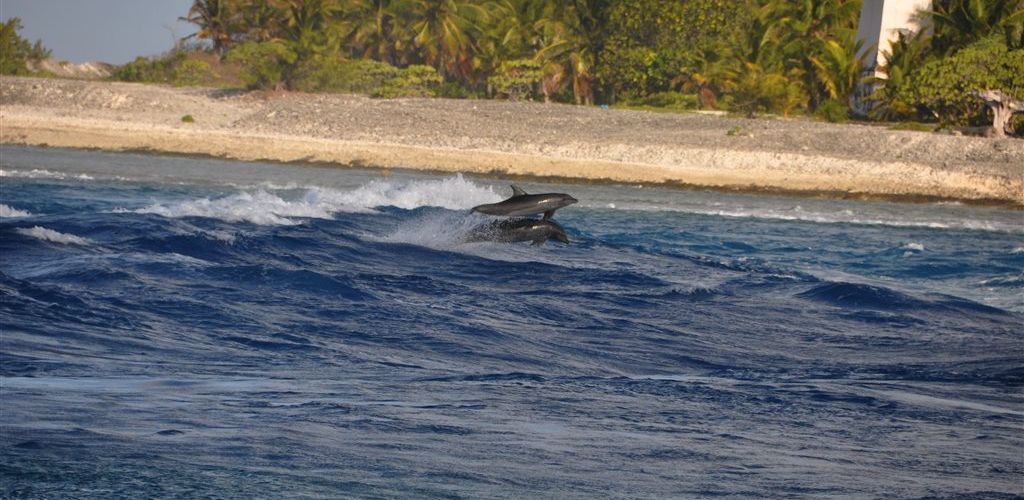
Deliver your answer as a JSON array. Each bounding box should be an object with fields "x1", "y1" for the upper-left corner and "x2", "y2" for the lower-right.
[
  {"x1": 727, "y1": 65, "x2": 804, "y2": 117},
  {"x1": 225, "y1": 41, "x2": 296, "y2": 90},
  {"x1": 172, "y1": 59, "x2": 212, "y2": 86},
  {"x1": 0, "y1": 17, "x2": 50, "y2": 75},
  {"x1": 289, "y1": 58, "x2": 440, "y2": 97},
  {"x1": 905, "y1": 37, "x2": 1024, "y2": 127},
  {"x1": 889, "y1": 121, "x2": 935, "y2": 132},
  {"x1": 439, "y1": 81, "x2": 480, "y2": 99},
  {"x1": 619, "y1": 91, "x2": 699, "y2": 110},
  {"x1": 181, "y1": 114, "x2": 195, "y2": 123},
  {"x1": 375, "y1": 65, "x2": 442, "y2": 98},
  {"x1": 487, "y1": 59, "x2": 542, "y2": 101},
  {"x1": 293, "y1": 58, "x2": 399, "y2": 93},
  {"x1": 115, "y1": 52, "x2": 187, "y2": 83},
  {"x1": 598, "y1": 0, "x2": 746, "y2": 97},
  {"x1": 815, "y1": 99, "x2": 849, "y2": 123}
]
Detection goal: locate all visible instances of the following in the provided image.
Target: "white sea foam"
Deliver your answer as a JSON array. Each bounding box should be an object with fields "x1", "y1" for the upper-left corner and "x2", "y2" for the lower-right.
[
  {"x1": 16, "y1": 226, "x2": 92, "y2": 245},
  {"x1": 133, "y1": 174, "x2": 501, "y2": 225},
  {"x1": 0, "y1": 168, "x2": 94, "y2": 180},
  {"x1": 902, "y1": 242, "x2": 925, "y2": 251},
  {"x1": 321, "y1": 174, "x2": 500, "y2": 211},
  {"x1": 382, "y1": 211, "x2": 489, "y2": 249},
  {"x1": 134, "y1": 190, "x2": 333, "y2": 225},
  {"x1": 980, "y1": 275, "x2": 1024, "y2": 286},
  {"x1": 583, "y1": 203, "x2": 1013, "y2": 233},
  {"x1": 200, "y1": 229, "x2": 238, "y2": 244},
  {"x1": 0, "y1": 204, "x2": 32, "y2": 218},
  {"x1": 1012, "y1": 247, "x2": 1024, "y2": 254}
]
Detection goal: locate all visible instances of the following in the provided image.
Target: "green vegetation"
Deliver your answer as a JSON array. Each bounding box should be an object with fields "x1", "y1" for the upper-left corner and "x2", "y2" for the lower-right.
[
  {"x1": 867, "y1": 0, "x2": 1024, "y2": 133},
  {"x1": 225, "y1": 40, "x2": 296, "y2": 89},
  {"x1": 889, "y1": 121, "x2": 937, "y2": 132},
  {"x1": 114, "y1": 50, "x2": 232, "y2": 87},
  {"x1": 0, "y1": 17, "x2": 50, "y2": 75},
  {"x1": 7, "y1": 0, "x2": 1019, "y2": 133},
  {"x1": 614, "y1": 92, "x2": 700, "y2": 112},
  {"x1": 894, "y1": 37, "x2": 1023, "y2": 128},
  {"x1": 181, "y1": 114, "x2": 196, "y2": 123},
  {"x1": 815, "y1": 99, "x2": 850, "y2": 123}
]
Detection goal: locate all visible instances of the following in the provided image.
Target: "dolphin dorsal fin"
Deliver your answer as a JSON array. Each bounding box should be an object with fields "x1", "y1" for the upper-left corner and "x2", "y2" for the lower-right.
[{"x1": 510, "y1": 185, "x2": 527, "y2": 197}]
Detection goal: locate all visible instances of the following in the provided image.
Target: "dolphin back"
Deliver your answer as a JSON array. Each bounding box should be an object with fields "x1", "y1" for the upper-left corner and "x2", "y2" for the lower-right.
[{"x1": 471, "y1": 187, "x2": 577, "y2": 218}]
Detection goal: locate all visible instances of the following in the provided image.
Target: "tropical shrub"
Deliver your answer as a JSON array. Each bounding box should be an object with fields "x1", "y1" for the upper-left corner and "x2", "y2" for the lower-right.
[
  {"x1": 172, "y1": 59, "x2": 213, "y2": 86},
  {"x1": 906, "y1": 37, "x2": 1024, "y2": 127},
  {"x1": 487, "y1": 59, "x2": 542, "y2": 100},
  {"x1": 0, "y1": 17, "x2": 51, "y2": 75},
  {"x1": 375, "y1": 65, "x2": 443, "y2": 98},
  {"x1": 292, "y1": 57, "x2": 397, "y2": 93},
  {"x1": 599, "y1": 0, "x2": 745, "y2": 99},
  {"x1": 115, "y1": 52, "x2": 188, "y2": 83},
  {"x1": 225, "y1": 41, "x2": 296, "y2": 90},
  {"x1": 815, "y1": 99, "x2": 849, "y2": 123},
  {"x1": 617, "y1": 91, "x2": 700, "y2": 111},
  {"x1": 727, "y1": 63, "x2": 805, "y2": 117}
]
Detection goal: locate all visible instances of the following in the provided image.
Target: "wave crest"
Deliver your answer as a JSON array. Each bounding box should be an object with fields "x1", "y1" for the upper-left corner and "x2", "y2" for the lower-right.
[
  {"x1": 132, "y1": 174, "x2": 499, "y2": 225},
  {"x1": 0, "y1": 168, "x2": 94, "y2": 180},
  {"x1": 15, "y1": 226, "x2": 92, "y2": 245},
  {"x1": 0, "y1": 204, "x2": 32, "y2": 218}
]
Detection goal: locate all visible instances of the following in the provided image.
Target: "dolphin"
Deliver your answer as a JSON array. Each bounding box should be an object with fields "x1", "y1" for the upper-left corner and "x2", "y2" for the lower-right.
[
  {"x1": 465, "y1": 218, "x2": 570, "y2": 246},
  {"x1": 472, "y1": 185, "x2": 578, "y2": 220}
]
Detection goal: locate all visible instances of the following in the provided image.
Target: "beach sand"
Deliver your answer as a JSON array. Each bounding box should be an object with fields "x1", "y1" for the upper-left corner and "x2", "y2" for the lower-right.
[{"x1": 2, "y1": 76, "x2": 1022, "y2": 205}]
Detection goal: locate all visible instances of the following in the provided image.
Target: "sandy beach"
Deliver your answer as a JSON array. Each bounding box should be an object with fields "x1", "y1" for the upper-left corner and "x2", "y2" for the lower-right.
[{"x1": 2, "y1": 76, "x2": 1021, "y2": 205}]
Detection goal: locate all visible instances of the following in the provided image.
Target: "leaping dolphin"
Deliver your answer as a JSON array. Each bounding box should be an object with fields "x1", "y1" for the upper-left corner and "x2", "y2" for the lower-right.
[
  {"x1": 465, "y1": 218, "x2": 570, "y2": 246},
  {"x1": 472, "y1": 185, "x2": 578, "y2": 220}
]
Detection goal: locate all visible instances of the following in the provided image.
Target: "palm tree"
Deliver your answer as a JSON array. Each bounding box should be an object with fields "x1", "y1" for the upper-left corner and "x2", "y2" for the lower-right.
[
  {"x1": 182, "y1": 0, "x2": 239, "y2": 54},
  {"x1": 281, "y1": 0, "x2": 341, "y2": 58},
  {"x1": 534, "y1": 2, "x2": 600, "y2": 105},
  {"x1": 763, "y1": 0, "x2": 861, "y2": 110},
  {"x1": 809, "y1": 34, "x2": 866, "y2": 105},
  {"x1": 408, "y1": 0, "x2": 489, "y2": 82},
  {"x1": 673, "y1": 45, "x2": 728, "y2": 109},
  {"x1": 928, "y1": 0, "x2": 1024, "y2": 54},
  {"x1": 238, "y1": 0, "x2": 285, "y2": 43},
  {"x1": 866, "y1": 29, "x2": 932, "y2": 119},
  {"x1": 341, "y1": 0, "x2": 415, "y2": 66}
]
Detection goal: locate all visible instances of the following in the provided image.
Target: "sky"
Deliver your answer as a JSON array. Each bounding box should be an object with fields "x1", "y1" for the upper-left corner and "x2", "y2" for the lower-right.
[{"x1": 2, "y1": 0, "x2": 196, "y2": 64}]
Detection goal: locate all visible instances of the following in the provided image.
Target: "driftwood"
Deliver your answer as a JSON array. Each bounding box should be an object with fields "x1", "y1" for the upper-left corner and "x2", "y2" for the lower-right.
[{"x1": 972, "y1": 89, "x2": 1023, "y2": 138}]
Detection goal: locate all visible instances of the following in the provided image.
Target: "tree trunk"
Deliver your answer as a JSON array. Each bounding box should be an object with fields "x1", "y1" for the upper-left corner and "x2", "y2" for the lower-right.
[{"x1": 972, "y1": 89, "x2": 1024, "y2": 138}]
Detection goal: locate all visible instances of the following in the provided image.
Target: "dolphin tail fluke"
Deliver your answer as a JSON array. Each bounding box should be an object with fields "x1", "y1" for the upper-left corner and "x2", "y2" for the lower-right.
[{"x1": 511, "y1": 185, "x2": 527, "y2": 197}]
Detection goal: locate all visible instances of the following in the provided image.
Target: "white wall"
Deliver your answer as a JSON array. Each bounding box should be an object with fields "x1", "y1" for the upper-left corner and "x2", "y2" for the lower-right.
[{"x1": 857, "y1": 0, "x2": 933, "y2": 72}]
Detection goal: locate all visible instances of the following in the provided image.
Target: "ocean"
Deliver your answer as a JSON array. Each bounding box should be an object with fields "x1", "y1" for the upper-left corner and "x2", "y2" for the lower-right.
[{"x1": 1, "y1": 145, "x2": 1021, "y2": 498}]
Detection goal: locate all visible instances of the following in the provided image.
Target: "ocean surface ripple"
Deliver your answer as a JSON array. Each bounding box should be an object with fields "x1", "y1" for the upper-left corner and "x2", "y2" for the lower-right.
[{"x1": 1, "y1": 146, "x2": 1022, "y2": 499}]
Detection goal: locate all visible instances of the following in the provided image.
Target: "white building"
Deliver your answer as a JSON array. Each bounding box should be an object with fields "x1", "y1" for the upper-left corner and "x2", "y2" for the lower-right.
[
  {"x1": 856, "y1": 0, "x2": 933, "y2": 74},
  {"x1": 853, "y1": 0, "x2": 933, "y2": 112}
]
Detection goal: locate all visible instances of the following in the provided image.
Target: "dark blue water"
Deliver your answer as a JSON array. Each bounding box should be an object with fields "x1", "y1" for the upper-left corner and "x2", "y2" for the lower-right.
[{"x1": 2, "y1": 146, "x2": 1022, "y2": 498}]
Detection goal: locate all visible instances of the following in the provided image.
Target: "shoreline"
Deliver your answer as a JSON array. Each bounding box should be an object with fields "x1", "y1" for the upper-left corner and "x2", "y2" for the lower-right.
[
  {"x1": 9, "y1": 142, "x2": 1021, "y2": 209},
  {"x1": 2, "y1": 76, "x2": 1022, "y2": 207}
]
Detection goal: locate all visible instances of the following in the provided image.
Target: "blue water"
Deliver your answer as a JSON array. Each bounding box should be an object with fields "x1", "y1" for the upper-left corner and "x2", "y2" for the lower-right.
[{"x1": 1, "y1": 145, "x2": 1022, "y2": 498}]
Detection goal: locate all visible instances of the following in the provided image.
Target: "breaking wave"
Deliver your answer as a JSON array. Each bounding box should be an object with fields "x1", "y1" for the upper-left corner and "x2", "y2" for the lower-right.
[
  {"x1": 0, "y1": 204, "x2": 32, "y2": 218},
  {"x1": 0, "y1": 168, "x2": 95, "y2": 181},
  {"x1": 130, "y1": 174, "x2": 501, "y2": 225},
  {"x1": 15, "y1": 226, "x2": 92, "y2": 245}
]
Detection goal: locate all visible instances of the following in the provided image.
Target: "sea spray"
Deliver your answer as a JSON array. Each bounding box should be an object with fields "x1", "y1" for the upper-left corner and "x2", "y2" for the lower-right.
[
  {"x1": 132, "y1": 174, "x2": 502, "y2": 225},
  {"x1": 15, "y1": 226, "x2": 92, "y2": 245},
  {"x1": 0, "y1": 204, "x2": 32, "y2": 218}
]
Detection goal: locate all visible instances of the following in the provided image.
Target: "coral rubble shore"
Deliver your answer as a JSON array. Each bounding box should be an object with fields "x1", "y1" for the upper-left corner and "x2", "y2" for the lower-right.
[{"x1": 2, "y1": 76, "x2": 1021, "y2": 205}]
